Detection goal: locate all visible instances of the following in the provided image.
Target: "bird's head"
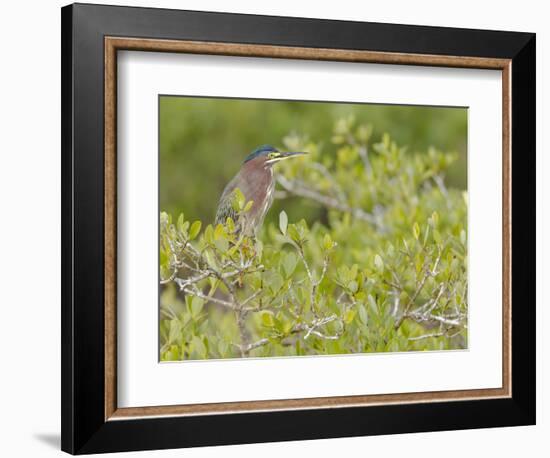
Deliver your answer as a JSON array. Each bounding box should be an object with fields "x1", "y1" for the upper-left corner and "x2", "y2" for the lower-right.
[{"x1": 244, "y1": 145, "x2": 307, "y2": 168}]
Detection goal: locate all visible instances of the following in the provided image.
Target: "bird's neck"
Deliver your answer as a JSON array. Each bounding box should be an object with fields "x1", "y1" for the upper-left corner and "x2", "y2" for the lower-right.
[{"x1": 242, "y1": 160, "x2": 273, "y2": 182}]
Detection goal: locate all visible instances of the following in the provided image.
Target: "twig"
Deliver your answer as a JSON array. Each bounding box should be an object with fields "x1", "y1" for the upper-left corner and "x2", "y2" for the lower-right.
[
  {"x1": 407, "y1": 332, "x2": 445, "y2": 341},
  {"x1": 390, "y1": 290, "x2": 400, "y2": 318},
  {"x1": 175, "y1": 271, "x2": 211, "y2": 289},
  {"x1": 394, "y1": 267, "x2": 430, "y2": 329},
  {"x1": 239, "y1": 313, "x2": 342, "y2": 354},
  {"x1": 307, "y1": 162, "x2": 347, "y2": 203},
  {"x1": 394, "y1": 247, "x2": 443, "y2": 329},
  {"x1": 303, "y1": 314, "x2": 339, "y2": 340},
  {"x1": 160, "y1": 269, "x2": 178, "y2": 284},
  {"x1": 357, "y1": 145, "x2": 371, "y2": 174},
  {"x1": 410, "y1": 313, "x2": 463, "y2": 327},
  {"x1": 182, "y1": 287, "x2": 236, "y2": 310},
  {"x1": 241, "y1": 290, "x2": 263, "y2": 310},
  {"x1": 296, "y1": 246, "x2": 318, "y2": 317},
  {"x1": 276, "y1": 175, "x2": 385, "y2": 230},
  {"x1": 433, "y1": 174, "x2": 449, "y2": 199}
]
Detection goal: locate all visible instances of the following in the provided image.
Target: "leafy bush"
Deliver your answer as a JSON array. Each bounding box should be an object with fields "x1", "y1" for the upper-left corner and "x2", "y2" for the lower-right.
[{"x1": 159, "y1": 117, "x2": 467, "y2": 360}]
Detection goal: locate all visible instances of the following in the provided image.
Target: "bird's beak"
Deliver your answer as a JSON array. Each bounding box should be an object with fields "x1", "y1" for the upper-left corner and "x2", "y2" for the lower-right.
[
  {"x1": 266, "y1": 151, "x2": 308, "y2": 164},
  {"x1": 280, "y1": 151, "x2": 308, "y2": 159}
]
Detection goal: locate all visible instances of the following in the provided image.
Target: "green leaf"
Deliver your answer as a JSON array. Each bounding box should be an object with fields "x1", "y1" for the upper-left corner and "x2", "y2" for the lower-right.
[
  {"x1": 267, "y1": 272, "x2": 284, "y2": 295},
  {"x1": 344, "y1": 309, "x2": 357, "y2": 324},
  {"x1": 282, "y1": 252, "x2": 298, "y2": 277},
  {"x1": 191, "y1": 336, "x2": 207, "y2": 358},
  {"x1": 189, "y1": 221, "x2": 202, "y2": 240},
  {"x1": 217, "y1": 339, "x2": 229, "y2": 357},
  {"x1": 279, "y1": 210, "x2": 288, "y2": 235},
  {"x1": 430, "y1": 211, "x2": 439, "y2": 228},
  {"x1": 348, "y1": 280, "x2": 358, "y2": 293},
  {"x1": 323, "y1": 234, "x2": 335, "y2": 251},
  {"x1": 208, "y1": 278, "x2": 220, "y2": 297},
  {"x1": 368, "y1": 294, "x2": 378, "y2": 316},
  {"x1": 232, "y1": 188, "x2": 245, "y2": 211},
  {"x1": 282, "y1": 320, "x2": 294, "y2": 335},
  {"x1": 374, "y1": 254, "x2": 384, "y2": 271},
  {"x1": 358, "y1": 304, "x2": 369, "y2": 325},
  {"x1": 168, "y1": 319, "x2": 181, "y2": 344},
  {"x1": 287, "y1": 224, "x2": 301, "y2": 243},
  {"x1": 215, "y1": 237, "x2": 228, "y2": 253},
  {"x1": 189, "y1": 296, "x2": 204, "y2": 318},
  {"x1": 261, "y1": 311, "x2": 275, "y2": 327},
  {"x1": 349, "y1": 264, "x2": 358, "y2": 280},
  {"x1": 413, "y1": 222, "x2": 420, "y2": 240},
  {"x1": 204, "y1": 249, "x2": 218, "y2": 269},
  {"x1": 226, "y1": 217, "x2": 235, "y2": 233},
  {"x1": 255, "y1": 240, "x2": 264, "y2": 261},
  {"x1": 297, "y1": 219, "x2": 309, "y2": 238},
  {"x1": 422, "y1": 224, "x2": 430, "y2": 246},
  {"x1": 163, "y1": 344, "x2": 180, "y2": 361},
  {"x1": 214, "y1": 223, "x2": 225, "y2": 240},
  {"x1": 337, "y1": 265, "x2": 351, "y2": 284},
  {"x1": 243, "y1": 200, "x2": 254, "y2": 213},
  {"x1": 159, "y1": 249, "x2": 168, "y2": 269},
  {"x1": 177, "y1": 213, "x2": 185, "y2": 233},
  {"x1": 204, "y1": 224, "x2": 214, "y2": 244}
]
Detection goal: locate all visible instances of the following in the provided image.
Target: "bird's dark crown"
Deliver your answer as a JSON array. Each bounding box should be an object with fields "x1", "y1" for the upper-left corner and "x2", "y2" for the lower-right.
[{"x1": 243, "y1": 145, "x2": 279, "y2": 163}]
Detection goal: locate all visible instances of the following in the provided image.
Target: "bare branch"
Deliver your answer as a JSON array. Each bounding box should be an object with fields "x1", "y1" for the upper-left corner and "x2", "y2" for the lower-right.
[
  {"x1": 357, "y1": 144, "x2": 371, "y2": 174},
  {"x1": 394, "y1": 267, "x2": 430, "y2": 329},
  {"x1": 182, "y1": 287, "x2": 237, "y2": 311},
  {"x1": 306, "y1": 162, "x2": 347, "y2": 203},
  {"x1": 241, "y1": 290, "x2": 263, "y2": 310},
  {"x1": 240, "y1": 313, "x2": 342, "y2": 355},
  {"x1": 175, "y1": 271, "x2": 210, "y2": 289},
  {"x1": 407, "y1": 332, "x2": 445, "y2": 341},
  {"x1": 303, "y1": 314, "x2": 339, "y2": 340},
  {"x1": 275, "y1": 175, "x2": 385, "y2": 230},
  {"x1": 410, "y1": 313, "x2": 463, "y2": 327}
]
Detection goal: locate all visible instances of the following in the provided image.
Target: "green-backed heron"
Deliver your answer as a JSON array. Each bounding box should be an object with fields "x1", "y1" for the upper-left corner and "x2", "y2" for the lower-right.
[{"x1": 215, "y1": 145, "x2": 306, "y2": 235}]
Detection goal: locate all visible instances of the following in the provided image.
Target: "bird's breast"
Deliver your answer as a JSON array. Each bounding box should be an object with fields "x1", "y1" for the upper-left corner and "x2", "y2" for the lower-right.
[{"x1": 238, "y1": 165, "x2": 274, "y2": 232}]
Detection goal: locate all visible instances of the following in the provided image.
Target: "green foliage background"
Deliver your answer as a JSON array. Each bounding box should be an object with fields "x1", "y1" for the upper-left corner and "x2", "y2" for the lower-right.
[
  {"x1": 159, "y1": 96, "x2": 467, "y2": 361},
  {"x1": 160, "y1": 97, "x2": 467, "y2": 226}
]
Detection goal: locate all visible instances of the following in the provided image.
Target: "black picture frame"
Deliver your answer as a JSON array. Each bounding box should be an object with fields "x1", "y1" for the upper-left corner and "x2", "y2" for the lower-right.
[{"x1": 61, "y1": 3, "x2": 535, "y2": 454}]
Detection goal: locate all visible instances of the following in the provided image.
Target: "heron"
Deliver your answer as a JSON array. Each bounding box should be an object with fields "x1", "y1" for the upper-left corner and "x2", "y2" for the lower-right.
[{"x1": 215, "y1": 145, "x2": 307, "y2": 236}]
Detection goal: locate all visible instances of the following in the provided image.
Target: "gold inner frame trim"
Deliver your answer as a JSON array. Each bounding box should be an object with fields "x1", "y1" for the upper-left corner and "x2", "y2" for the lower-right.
[{"x1": 104, "y1": 36, "x2": 512, "y2": 421}]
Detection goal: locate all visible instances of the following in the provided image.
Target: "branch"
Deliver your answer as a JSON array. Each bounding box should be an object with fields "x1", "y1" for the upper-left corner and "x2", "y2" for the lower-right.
[
  {"x1": 357, "y1": 144, "x2": 371, "y2": 174},
  {"x1": 295, "y1": 245, "x2": 317, "y2": 317},
  {"x1": 407, "y1": 332, "x2": 445, "y2": 341},
  {"x1": 182, "y1": 286, "x2": 237, "y2": 311},
  {"x1": 306, "y1": 162, "x2": 347, "y2": 203},
  {"x1": 394, "y1": 249, "x2": 443, "y2": 329},
  {"x1": 276, "y1": 175, "x2": 385, "y2": 230},
  {"x1": 394, "y1": 268, "x2": 430, "y2": 329},
  {"x1": 167, "y1": 236, "x2": 258, "y2": 357},
  {"x1": 409, "y1": 312, "x2": 464, "y2": 328},
  {"x1": 238, "y1": 313, "x2": 342, "y2": 354},
  {"x1": 240, "y1": 338, "x2": 270, "y2": 352},
  {"x1": 303, "y1": 314, "x2": 339, "y2": 340},
  {"x1": 175, "y1": 271, "x2": 211, "y2": 289}
]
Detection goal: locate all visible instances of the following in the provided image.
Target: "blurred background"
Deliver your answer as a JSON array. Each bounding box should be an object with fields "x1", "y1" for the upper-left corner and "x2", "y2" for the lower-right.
[{"x1": 160, "y1": 96, "x2": 467, "y2": 225}]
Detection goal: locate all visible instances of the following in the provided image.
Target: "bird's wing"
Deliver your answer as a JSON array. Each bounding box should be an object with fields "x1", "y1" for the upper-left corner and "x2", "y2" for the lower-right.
[{"x1": 215, "y1": 179, "x2": 239, "y2": 226}]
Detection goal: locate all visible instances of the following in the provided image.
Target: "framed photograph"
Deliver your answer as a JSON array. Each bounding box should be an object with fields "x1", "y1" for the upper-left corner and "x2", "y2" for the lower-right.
[{"x1": 61, "y1": 3, "x2": 536, "y2": 454}]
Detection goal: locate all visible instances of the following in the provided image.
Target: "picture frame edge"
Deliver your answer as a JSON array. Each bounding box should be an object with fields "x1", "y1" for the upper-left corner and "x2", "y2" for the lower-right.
[{"x1": 61, "y1": 3, "x2": 536, "y2": 454}]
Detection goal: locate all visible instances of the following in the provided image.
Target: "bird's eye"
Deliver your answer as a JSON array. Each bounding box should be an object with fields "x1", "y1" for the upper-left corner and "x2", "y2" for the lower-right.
[{"x1": 268, "y1": 152, "x2": 277, "y2": 159}]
